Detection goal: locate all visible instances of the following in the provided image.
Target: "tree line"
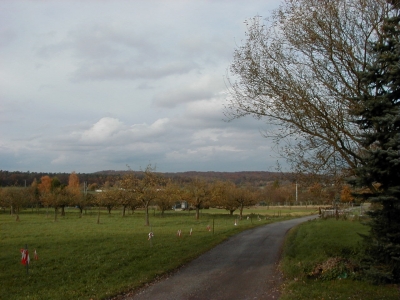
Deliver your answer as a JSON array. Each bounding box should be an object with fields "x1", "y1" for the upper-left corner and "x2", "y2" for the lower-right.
[
  {"x1": 0, "y1": 165, "x2": 357, "y2": 224},
  {"x1": 0, "y1": 170, "x2": 293, "y2": 188}
]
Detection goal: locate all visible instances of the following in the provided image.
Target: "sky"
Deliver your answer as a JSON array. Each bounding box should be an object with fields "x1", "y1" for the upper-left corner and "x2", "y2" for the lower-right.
[{"x1": 0, "y1": 0, "x2": 283, "y2": 174}]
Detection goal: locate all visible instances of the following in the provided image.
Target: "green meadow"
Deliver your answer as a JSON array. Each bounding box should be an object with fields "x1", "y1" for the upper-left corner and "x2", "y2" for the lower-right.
[
  {"x1": 280, "y1": 218, "x2": 400, "y2": 300},
  {"x1": 0, "y1": 206, "x2": 315, "y2": 300}
]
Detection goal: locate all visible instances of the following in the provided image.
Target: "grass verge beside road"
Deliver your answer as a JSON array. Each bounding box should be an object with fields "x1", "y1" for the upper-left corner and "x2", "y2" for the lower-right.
[
  {"x1": 280, "y1": 218, "x2": 400, "y2": 299},
  {"x1": 1, "y1": 206, "x2": 314, "y2": 300}
]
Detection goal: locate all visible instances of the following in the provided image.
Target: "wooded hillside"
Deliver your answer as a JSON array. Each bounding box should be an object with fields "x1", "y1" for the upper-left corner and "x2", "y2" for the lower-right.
[{"x1": 0, "y1": 170, "x2": 292, "y2": 187}]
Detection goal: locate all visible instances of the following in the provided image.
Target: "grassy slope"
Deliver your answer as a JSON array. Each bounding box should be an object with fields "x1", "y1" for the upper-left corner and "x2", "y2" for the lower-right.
[
  {"x1": 0, "y1": 207, "x2": 314, "y2": 300},
  {"x1": 280, "y1": 218, "x2": 400, "y2": 300}
]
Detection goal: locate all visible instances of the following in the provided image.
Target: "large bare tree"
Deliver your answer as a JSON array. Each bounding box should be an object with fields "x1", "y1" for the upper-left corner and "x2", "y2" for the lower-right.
[{"x1": 226, "y1": 0, "x2": 390, "y2": 177}]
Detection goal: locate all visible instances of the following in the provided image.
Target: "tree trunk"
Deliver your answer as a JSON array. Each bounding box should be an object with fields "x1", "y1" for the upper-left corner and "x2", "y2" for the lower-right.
[
  {"x1": 239, "y1": 205, "x2": 244, "y2": 220},
  {"x1": 145, "y1": 203, "x2": 150, "y2": 226},
  {"x1": 122, "y1": 206, "x2": 126, "y2": 217},
  {"x1": 61, "y1": 206, "x2": 65, "y2": 216}
]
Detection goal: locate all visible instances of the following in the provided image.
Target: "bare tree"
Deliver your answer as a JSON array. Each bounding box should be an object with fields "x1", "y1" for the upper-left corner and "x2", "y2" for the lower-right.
[{"x1": 226, "y1": 0, "x2": 390, "y2": 177}]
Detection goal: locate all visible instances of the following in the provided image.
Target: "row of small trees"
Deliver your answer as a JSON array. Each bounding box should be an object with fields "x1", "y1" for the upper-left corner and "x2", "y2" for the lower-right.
[{"x1": 0, "y1": 166, "x2": 356, "y2": 224}]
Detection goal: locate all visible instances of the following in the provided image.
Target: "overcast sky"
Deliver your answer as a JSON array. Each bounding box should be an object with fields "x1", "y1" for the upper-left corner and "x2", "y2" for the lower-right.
[{"x1": 0, "y1": 0, "x2": 283, "y2": 174}]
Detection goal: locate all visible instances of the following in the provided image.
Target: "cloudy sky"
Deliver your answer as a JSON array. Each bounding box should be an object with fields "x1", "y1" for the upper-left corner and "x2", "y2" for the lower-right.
[{"x1": 1, "y1": 0, "x2": 282, "y2": 173}]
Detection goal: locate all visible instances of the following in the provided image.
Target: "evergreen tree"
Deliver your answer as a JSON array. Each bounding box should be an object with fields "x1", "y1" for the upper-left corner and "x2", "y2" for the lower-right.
[{"x1": 353, "y1": 1, "x2": 400, "y2": 283}]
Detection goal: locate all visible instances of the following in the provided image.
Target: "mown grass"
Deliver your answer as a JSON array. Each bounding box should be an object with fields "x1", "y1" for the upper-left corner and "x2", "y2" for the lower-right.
[
  {"x1": 0, "y1": 206, "x2": 315, "y2": 300},
  {"x1": 280, "y1": 218, "x2": 400, "y2": 300}
]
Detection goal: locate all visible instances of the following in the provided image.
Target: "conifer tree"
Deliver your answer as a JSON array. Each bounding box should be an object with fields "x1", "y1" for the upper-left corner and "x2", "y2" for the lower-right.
[{"x1": 353, "y1": 1, "x2": 400, "y2": 282}]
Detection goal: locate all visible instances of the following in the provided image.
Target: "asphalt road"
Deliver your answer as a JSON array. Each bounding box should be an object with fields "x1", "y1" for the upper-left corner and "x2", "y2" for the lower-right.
[{"x1": 125, "y1": 215, "x2": 317, "y2": 300}]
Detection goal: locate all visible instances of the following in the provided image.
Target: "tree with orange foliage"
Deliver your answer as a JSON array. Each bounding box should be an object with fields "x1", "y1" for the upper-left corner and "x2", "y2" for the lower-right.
[
  {"x1": 340, "y1": 185, "x2": 354, "y2": 204},
  {"x1": 38, "y1": 176, "x2": 52, "y2": 195},
  {"x1": 38, "y1": 175, "x2": 54, "y2": 218},
  {"x1": 66, "y1": 172, "x2": 82, "y2": 215},
  {"x1": 68, "y1": 172, "x2": 80, "y2": 189}
]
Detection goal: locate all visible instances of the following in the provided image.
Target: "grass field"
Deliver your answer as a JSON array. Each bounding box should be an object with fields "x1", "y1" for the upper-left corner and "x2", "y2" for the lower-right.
[
  {"x1": 280, "y1": 218, "x2": 400, "y2": 300},
  {"x1": 0, "y1": 206, "x2": 316, "y2": 300}
]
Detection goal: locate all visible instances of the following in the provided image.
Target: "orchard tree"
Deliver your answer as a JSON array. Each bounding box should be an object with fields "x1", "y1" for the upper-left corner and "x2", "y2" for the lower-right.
[
  {"x1": 67, "y1": 172, "x2": 80, "y2": 198},
  {"x1": 184, "y1": 178, "x2": 210, "y2": 220},
  {"x1": 136, "y1": 165, "x2": 165, "y2": 226},
  {"x1": 51, "y1": 177, "x2": 71, "y2": 220},
  {"x1": 231, "y1": 185, "x2": 257, "y2": 220},
  {"x1": 93, "y1": 189, "x2": 118, "y2": 224},
  {"x1": 212, "y1": 181, "x2": 237, "y2": 215},
  {"x1": 117, "y1": 189, "x2": 130, "y2": 217},
  {"x1": 116, "y1": 189, "x2": 141, "y2": 217},
  {"x1": 93, "y1": 191, "x2": 105, "y2": 224},
  {"x1": 74, "y1": 193, "x2": 94, "y2": 216},
  {"x1": 156, "y1": 180, "x2": 179, "y2": 216},
  {"x1": 29, "y1": 179, "x2": 40, "y2": 212},
  {"x1": 68, "y1": 172, "x2": 80, "y2": 189},
  {"x1": 226, "y1": 0, "x2": 391, "y2": 178},
  {"x1": 2, "y1": 188, "x2": 30, "y2": 221},
  {"x1": 55, "y1": 187, "x2": 72, "y2": 218},
  {"x1": 120, "y1": 173, "x2": 142, "y2": 217},
  {"x1": 66, "y1": 172, "x2": 86, "y2": 216},
  {"x1": 38, "y1": 176, "x2": 55, "y2": 218},
  {"x1": 38, "y1": 176, "x2": 52, "y2": 195},
  {"x1": 352, "y1": 1, "x2": 400, "y2": 282},
  {"x1": 101, "y1": 189, "x2": 118, "y2": 214}
]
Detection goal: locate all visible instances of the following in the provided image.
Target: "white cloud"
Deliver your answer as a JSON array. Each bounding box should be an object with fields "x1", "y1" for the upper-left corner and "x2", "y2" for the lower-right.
[{"x1": 80, "y1": 117, "x2": 125, "y2": 142}]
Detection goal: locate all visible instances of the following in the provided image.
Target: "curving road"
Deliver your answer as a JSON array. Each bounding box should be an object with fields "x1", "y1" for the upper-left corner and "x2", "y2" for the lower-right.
[{"x1": 124, "y1": 215, "x2": 317, "y2": 300}]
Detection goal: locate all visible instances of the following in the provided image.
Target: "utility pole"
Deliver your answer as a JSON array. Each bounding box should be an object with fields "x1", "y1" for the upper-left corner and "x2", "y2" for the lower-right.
[{"x1": 83, "y1": 181, "x2": 88, "y2": 196}]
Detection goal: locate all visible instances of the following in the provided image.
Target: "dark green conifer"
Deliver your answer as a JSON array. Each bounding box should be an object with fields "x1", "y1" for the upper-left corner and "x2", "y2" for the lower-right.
[{"x1": 353, "y1": 1, "x2": 400, "y2": 283}]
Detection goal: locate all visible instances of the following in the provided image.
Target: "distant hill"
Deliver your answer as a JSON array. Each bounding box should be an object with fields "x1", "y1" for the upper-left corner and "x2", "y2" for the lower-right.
[
  {"x1": 0, "y1": 170, "x2": 294, "y2": 187},
  {"x1": 88, "y1": 170, "x2": 294, "y2": 186}
]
